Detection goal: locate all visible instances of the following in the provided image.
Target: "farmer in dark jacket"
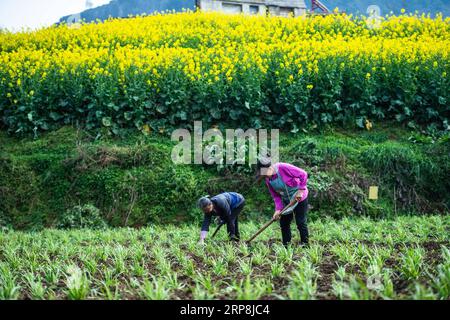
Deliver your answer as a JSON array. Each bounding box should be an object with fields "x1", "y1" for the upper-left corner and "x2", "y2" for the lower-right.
[{"x1": 198, "y1": 192, "x2": 245, "y2": 244}]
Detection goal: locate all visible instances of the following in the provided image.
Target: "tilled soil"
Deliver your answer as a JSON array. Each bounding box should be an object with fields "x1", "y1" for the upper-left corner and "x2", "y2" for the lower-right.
[
  {"x1": 5, "y1": 238, "x2": 449, "y2": 300},
  {"x1": 167, "y1": 240, "x2": 448, "y2": 300}
]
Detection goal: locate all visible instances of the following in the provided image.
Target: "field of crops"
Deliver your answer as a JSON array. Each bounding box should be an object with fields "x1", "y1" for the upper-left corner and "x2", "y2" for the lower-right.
[
  {"x1": 0, "y1": 12, "x2": 449, "y2": 135},
  {"x1": 1, "y1": 8, "x2": 449, "y2": 303},
  {"x1": 1, "y1": 216, "x2": 448, "y2": 300}
]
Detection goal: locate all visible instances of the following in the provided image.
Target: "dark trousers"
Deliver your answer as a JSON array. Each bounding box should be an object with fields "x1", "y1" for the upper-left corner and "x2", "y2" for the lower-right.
[
  {"x1": 279, "y1": 197, "x2": 309, "y2": 245},
  {"x1": 228, "y1": 200, "x2": 244, "y2": 240}
]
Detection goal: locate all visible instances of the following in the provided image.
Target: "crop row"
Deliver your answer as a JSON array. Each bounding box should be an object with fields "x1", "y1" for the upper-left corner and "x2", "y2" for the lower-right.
[{"x1": 0, "y1": 216, "x2": 448, "y2": 299}]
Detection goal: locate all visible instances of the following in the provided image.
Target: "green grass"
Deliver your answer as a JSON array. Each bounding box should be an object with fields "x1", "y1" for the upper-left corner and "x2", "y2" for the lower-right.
[
  {"x1": 1, "y1": 125, "x2": 448, "y2": 230},
  {"x1": 0, "y1": 215, "x2": 448, "y2": 300}
]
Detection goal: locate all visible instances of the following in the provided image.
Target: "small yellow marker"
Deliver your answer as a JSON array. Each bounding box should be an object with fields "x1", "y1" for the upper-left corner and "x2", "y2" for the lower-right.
[{"x1": 369, "y1": 186, "x2": 378, "y2": 200}]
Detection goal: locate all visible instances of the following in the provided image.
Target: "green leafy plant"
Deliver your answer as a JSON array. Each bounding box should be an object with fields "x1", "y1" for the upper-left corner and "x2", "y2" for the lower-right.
[
  {"x1": 140, "y1": 276, "x2": 171, "y2": 300},
  {"x1": 286, "y1": 258, "x2": 318, "y2": 300},
  {"x1": 399, "y1": 246, "x2": 425, "y2": 280},
  {"x1": 57, "y1": 204, "x2": 107, "y2": 230},
  {"x1": 0, "y1": 264, "x2": 20, "y2": 300}
]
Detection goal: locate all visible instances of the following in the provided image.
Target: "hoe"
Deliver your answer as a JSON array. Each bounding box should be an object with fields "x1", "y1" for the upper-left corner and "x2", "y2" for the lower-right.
[
  {"x1": 211, "y1": 220, "x2": 225, "y2": 238},
  {"x1": 211, "y1": 200, "x2": 297, "y2": 243},
  {"x1": 246, "y1": 200, "x2": 298, "y2": 244}
]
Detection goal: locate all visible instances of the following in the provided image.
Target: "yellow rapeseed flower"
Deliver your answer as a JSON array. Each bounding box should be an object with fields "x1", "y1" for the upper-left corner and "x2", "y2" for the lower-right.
[{"x1": 0, "y1": 11, "x2": 446, "y2": 118}]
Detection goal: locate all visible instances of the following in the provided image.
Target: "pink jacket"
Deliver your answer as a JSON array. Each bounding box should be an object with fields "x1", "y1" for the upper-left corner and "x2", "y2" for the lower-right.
[{"x1": 265, "y1": 162, "x2": 309, "y2": 211}]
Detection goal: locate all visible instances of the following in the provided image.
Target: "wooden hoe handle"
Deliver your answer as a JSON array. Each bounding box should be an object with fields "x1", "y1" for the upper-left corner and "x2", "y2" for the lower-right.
[{"x1": 246, "y1": 218, "x2": 275, "y2": 244}]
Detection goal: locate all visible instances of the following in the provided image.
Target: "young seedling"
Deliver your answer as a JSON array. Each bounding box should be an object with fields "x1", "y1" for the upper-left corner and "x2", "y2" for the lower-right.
[
  {"x1": 194, "y1": 272, "x2": 218, "y2": 295},
  {"x1": 164, "y1": 273, "x2": 185, "y2": 291},
  {"x1": 286, "y1": 258, "x2": 318, "y2": 300},
  {"x1": 354, "y1": 243, "x2": 370, "y2": 260},
  {"x1": 132, "y1": 260, "x2": 146, "y2": 278},
  {"x1": 140, "y1": 276, "x2": 171, "y2": 300},
  {"x1": 181, "y1": 258, "x2": 196, "y2": 278},
  {"x1": 81, "y1": 254, "x2": 98, "y2": 275},
  {"x1": 399, "y1": 246, "x2": 425, "y2": 280},
  {"x1": 3, "y1": 248, "x2": 20, "y2": 271},
  {"x1": 172, "y1": 244, "x2": 187, "y2": 262},
  {"x1": 304, "y1": 244, "x2": 324, "y2": 265},
  {"x1": 334, "y1": 265, "x2": 347, "y2": 281},
  {"x1": 224, "y1": 244, "x2": 237, "y2": 264},
  {"x1": 233, "y1": 276, "x2": 267, "y2": 300},
  {"x1": 43, "y1": 266, "x2": 61, "y2": 288},
  {"x1": 113, "y1": 254, "x2": 126, "y2": 276},
  {"x1": 342, "y1": 276, "x2": 373, "y2": 300},
  {"x1": 331, "y1": 278, "x2": 346, "y2": 300},
  {"x1": 431, "y1": 263, "x2": 450, "y2": 300},
  {"x1": 238, "y1": 242, "x2": 250, "y2": 257},
  {"x1": 238, "y1": 258, "x2": 253, "y2": 276},
  {"x1": 211, "y1": 257, "x2": 228, "y2": 277},
  {"x1": 274, "y1": 245, "x2": 295, "y2": 266},
  {"x1": 101, "y1": 267, "x2": 116, "y2": 287},
  {"x1": 25, "y1": 251, "x2": 41, "y2": 273},
  {"x1": 430, "y1": 246, "x2": 450, "y2": 299},
  {"x1": 155, "y1": 257, "x2": 173, "y2": 276},
  {"x1": 95, "y1": 247, "x2": 110, "y2": 263},
  {"x1": 331, "y1": 244, "x2": 358, "y2": 265},
  {"x1": 251, "y1": 251, "x2": 265, "y2": 266},
  {"x1": 24, "y1": 272, "x2": 46, "y2": 300},
  {"x1": 192, "y1": 283, "x2": 215, "y2": 300},
  {"x1": 412, "y1": 283, "x2": 437, "y2": 300},
  {"x1": 130, "y1": 243, "x2": 146, "y2": 262},
  {"x1": 270, "y1": 260, "x2": 285, "y2": 278},
  {"x1": 0, "y1": 263, "x2": 21, "y2": 300},
  {"x1": 379, "y1": 269, "x2": 395, "y2": 300}
]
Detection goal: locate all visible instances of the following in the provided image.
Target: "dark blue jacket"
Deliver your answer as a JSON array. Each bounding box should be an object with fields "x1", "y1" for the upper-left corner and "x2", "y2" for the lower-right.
[{"x1": 201, "y1": 192, "x2": 245, "y2": 236}]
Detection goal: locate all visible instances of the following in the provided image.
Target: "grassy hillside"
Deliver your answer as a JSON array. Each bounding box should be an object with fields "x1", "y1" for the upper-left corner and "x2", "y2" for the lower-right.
[{"x1": 1, "y1": 125, "x2": 448, "y2": 230}]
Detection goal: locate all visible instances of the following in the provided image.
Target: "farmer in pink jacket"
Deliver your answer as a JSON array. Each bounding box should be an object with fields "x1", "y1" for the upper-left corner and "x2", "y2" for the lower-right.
[{"x1": 257, "y1": 160, "x2": 309, "y2": 246}]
